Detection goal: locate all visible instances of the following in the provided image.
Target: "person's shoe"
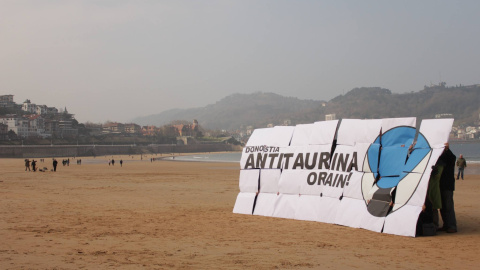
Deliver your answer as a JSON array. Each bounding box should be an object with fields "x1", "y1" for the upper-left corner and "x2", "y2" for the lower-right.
[{"x1": 446, "y1": 228, "x2": 457, "y2": 233}]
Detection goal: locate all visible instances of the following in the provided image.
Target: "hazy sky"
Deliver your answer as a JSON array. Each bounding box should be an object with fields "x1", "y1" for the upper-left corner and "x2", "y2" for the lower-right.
[{"x1": 1, "y1": 1, "x2": 479, "y2": 123}]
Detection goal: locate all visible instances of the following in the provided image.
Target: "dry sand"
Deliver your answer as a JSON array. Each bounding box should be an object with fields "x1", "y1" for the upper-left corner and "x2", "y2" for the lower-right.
[{"x1": 1, "y1": 155, "x2": 479, "y2": 269}]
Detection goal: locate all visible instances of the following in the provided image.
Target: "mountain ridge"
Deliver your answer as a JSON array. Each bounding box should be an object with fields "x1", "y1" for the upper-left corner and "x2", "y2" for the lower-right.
[{"x1": 132, "y1": 85, "x2": 480, "y2": 130}]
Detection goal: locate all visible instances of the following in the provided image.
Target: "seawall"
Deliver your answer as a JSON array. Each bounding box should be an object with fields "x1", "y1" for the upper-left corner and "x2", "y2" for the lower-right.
[{"x1": 0, "y1": 144, "x2": 242, "y2": 158}]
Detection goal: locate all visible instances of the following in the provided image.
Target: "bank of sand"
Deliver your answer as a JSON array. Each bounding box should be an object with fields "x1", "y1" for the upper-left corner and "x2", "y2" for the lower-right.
[{"x1": 1, "y1": 155, "x2": 479, "y2": 269}]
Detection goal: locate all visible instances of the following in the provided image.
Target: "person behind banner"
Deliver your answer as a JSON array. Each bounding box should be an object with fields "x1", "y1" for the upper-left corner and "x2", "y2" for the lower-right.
[
  {"x1": 417, "y1": 160, "x2": 444, "y2": 236},
  {"x1": 438, "y1": 143, "x2": 457, "y2": 233},
  {"x1": 456, "y1": 154, "x2": 467, "y2": 180}
]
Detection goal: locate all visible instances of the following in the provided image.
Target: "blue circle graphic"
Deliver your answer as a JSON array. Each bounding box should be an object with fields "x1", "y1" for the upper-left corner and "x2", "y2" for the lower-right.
[{"x1": 367, "y1": 126, "x2": 431, "y2": 189}]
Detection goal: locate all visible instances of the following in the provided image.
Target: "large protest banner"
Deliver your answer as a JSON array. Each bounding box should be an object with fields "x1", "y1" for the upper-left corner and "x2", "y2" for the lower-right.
[{"x1": 233, "y1": 118, "x2": 453, "y2": 237}]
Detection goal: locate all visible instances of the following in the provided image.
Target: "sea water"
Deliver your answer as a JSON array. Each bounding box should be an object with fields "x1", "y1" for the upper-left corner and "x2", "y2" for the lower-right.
[
  {"x1": 449, "y1": 142, "x2": 480, "y2": 163},
  {"x1": 167, "y1": 152, "x2": 242, "y2": 163},
  {"x1": 171, "y1": 143, "x2": 479, "y2": 164}
]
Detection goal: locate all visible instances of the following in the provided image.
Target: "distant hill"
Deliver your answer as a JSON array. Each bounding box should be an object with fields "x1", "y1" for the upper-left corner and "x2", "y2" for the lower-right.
[
  {"x1": 132, "y1": 85, "x2": 479, "y2": 130},
  {"x1": 132, "y1": 92, "x2": 326, "y2": 130},
  {"x1": 327, "y1": 85, "x2": 479, "y2": 125}
]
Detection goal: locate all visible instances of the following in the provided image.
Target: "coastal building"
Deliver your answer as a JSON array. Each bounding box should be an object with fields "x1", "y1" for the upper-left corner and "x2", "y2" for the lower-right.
[
  {"x1": 0, "y1": 95, "x2": 14, "y2": 103},
  {"x1": 124, "y1": 123, "x2": 141, "y2": 134},
  {"x1": 465, "y1": 127, "x2": 478, "y2": 139},
  {"x1": 103, "y1": 122, "x2": 125, "y2": 134},
  {"x1": 0, "y1": 96, "x2": 78, "y2": 139},
  {"x1": 22, "y1": 99, "x2": 37, "y2": 114},
  {"x1": 27, "y1": 115, "x2": 46, "y2": 138},
  {"x1": 435, "y1": 113, "x2": 453, "y2": 119},
  {"x1": 173, "y1": 120, "x2": 199, "y2": 137},
  {"x1": 0, "y1": 95, "x2": 15, "y2": 108},
  {"x1": 36, "y1": 105, "x2": 48, "y2": 115},
  {"x1": 0, "y1": 115, "x2": 29, "y2": 138},
  {"x1": 142, "y1": 125, "x2": 158, "y2": 136},
  {"x1": 21, "y1": 99, "x2": 59, "y2": 116},
  {"x1": 44, "y1": 120, "x2": 59, "y2": 137},
  {"x1": 466, "y1": 126, "x2": 477, "y2": 133},
  {"x1": 58, "y1": 120, "x2": 78, "y2": 138},
  {"x1": 0, "y1": 123, "x2": 8, "y2": 140},
  {"x1": 325, "y1": 114, "x2": 336, "y2": 121}
]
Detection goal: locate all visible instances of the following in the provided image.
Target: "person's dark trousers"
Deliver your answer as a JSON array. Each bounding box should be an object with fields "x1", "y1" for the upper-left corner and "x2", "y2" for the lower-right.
[
  {"x1": 440, "y1": 189, "x2": 457, "y2": 231},
  {"x1": 457, "y1": 168, "x2": 464, "y2": 180}
]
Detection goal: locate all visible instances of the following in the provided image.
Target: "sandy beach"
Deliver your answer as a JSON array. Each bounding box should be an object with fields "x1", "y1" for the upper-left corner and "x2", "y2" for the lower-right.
[{"x1": 1, "y1": 155, "x2": 479, "y2": 269}]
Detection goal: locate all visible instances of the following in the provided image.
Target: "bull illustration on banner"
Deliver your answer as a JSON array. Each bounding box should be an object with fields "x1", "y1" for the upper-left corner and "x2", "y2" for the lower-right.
[{"x1": 233, "y1": 118, "x2": 453, "y2": 237}]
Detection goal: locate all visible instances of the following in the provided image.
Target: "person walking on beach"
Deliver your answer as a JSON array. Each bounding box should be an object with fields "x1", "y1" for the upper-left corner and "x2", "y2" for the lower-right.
[
  {"x1": 111, "y1": 159, "x2": 115, "y2": 166},
  {"x1": 25, "y1": 159, "x2": 31, "y2": 171},
  {"x1": 31, "y1": 160, "x2": 37, "y2": 172},
  {"x1": 456, "y1": 154, "x2": 467, "y2": 180},
  {"x1": 53, "y1": 159, "x2": 58, "y2": 172},
  {"x1": 120, "y1": 160, "x2": 123, "y2": 167},
  {"x1": 438, "y1": 143, "x2": 457, "y2": 233}
]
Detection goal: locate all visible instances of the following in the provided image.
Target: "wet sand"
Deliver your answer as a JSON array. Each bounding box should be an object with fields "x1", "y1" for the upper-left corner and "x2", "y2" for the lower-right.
[{"x1": 1, "y1": 156, "x2": 479, "y2": 269}]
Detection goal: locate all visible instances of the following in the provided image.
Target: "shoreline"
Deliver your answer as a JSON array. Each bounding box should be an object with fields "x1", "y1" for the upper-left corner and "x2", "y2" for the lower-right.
[{"x1": 9, "y1": 152, "x2": 480, "y2": 174}]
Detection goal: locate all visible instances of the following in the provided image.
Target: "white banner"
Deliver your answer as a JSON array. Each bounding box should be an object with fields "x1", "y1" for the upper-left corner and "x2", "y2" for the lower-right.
[{"x1": 233, "y1": 118, "x2": 453, "y2": 237}]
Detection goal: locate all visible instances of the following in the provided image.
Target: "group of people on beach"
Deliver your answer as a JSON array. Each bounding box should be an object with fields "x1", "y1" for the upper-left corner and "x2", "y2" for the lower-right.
[
  {"x1": 24, "y1": 158, "x2": 52, "y2": 172},
  {"x1": 23, "y1": 157, "x2": 85, "y2": 172},
  {"x1": 108, "y1": 158, "x2": 123, "y2": 166},
  {"x1": 419, "y1": 143, "x2": 468, "y2": 236},
  {"x1": 24, "y1": 158, "x2": 35, "y2": 171},
  {"x1": 61, "y1": 159, "x2": 70, "y2": 166}
]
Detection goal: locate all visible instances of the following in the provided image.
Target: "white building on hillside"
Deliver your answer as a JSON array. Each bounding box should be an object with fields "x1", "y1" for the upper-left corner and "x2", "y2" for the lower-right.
[
  {"x1": 22, "y1": 101, "x2": 58, "y2": 115},
  {"x1": 22, "y1": 99, "x2": 37, "y2": 114},
  {"x1": 36, "y1": 105, "x2": 48, "y2": 115},
  {"x1": 0, "y1": 115, "x2": 29, "y2": 138}
]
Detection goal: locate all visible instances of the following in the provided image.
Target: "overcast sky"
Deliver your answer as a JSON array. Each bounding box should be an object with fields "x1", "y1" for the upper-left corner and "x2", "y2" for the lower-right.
[{"x1": 1, "y1": 1, "x2": 479, "y2": 123}]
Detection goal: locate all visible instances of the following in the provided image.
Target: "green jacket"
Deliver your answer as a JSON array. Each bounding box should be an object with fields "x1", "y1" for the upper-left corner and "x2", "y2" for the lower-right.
[
  {"x1": 456, "y1": 158, "x2": 467, "y2": 168},
  {"x1": 428, "y1": 165, "x2": 443, "y2": 209}
]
